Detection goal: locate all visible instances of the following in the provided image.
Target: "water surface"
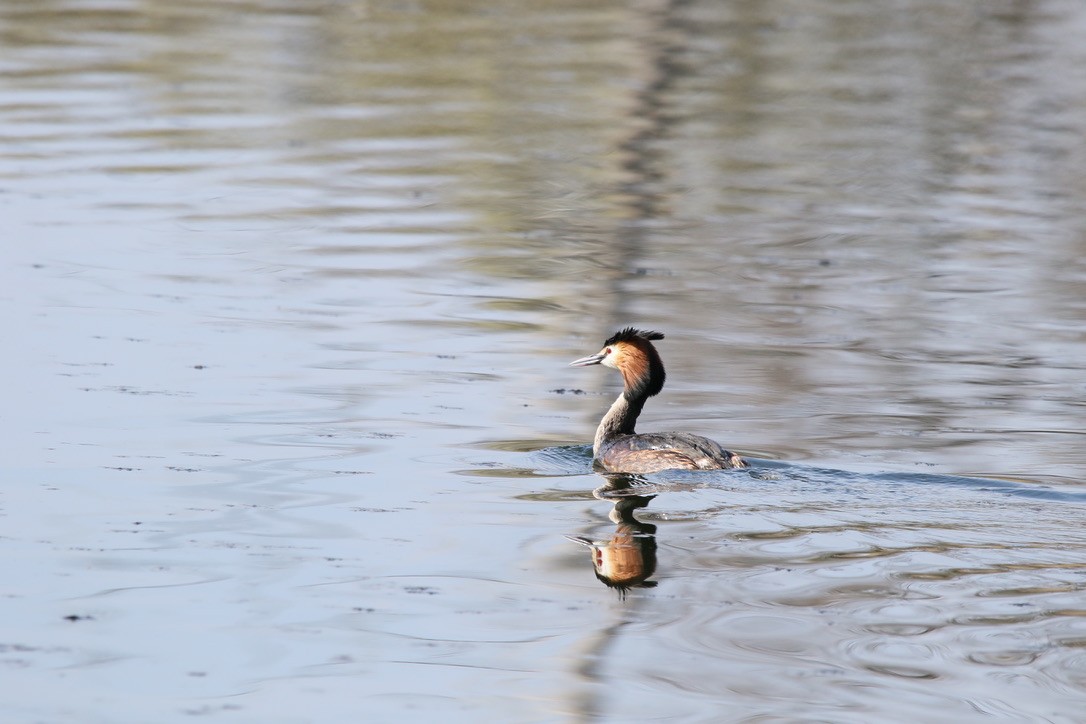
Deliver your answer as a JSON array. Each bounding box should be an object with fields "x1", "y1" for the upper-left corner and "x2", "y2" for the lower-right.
[{"x1": 3, "y1": 0, "x2": 1086, "y2": 721}]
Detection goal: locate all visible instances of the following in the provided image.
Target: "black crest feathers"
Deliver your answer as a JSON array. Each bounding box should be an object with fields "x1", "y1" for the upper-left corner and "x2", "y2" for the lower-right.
[{"x1": 604, "y1": 327, "x2": 664, "y2": 346}]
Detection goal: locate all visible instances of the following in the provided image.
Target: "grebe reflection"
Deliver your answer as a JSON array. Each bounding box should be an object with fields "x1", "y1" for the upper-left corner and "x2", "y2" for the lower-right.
[{"x1": 567, "y1": 477, "x2": 658, "y2": 596}]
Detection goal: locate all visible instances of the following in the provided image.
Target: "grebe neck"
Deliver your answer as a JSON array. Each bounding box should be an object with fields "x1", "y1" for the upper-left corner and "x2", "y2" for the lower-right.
[{"x1": 593, "y1": 391, "x2": 647, "y2": 456}]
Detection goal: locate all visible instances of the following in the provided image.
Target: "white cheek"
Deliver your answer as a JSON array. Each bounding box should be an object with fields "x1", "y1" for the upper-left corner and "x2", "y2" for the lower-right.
[{"x1": 601, "y1": 355, "x2": 618, "y2": 369}]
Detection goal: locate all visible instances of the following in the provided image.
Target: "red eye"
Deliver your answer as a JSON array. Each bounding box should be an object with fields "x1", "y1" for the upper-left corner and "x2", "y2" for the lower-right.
[{"x1": 604, "y1": 347, "x2": 612, "y2": 355}]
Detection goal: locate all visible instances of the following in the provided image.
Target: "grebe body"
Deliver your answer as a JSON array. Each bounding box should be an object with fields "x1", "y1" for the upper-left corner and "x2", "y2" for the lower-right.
[{"x1": 569, "y1": 328, "x2": 747, "y2": 474}]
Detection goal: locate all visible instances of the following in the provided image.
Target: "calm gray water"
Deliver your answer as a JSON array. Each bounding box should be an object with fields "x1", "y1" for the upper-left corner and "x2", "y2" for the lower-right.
[{"x1": 3, "y1": 1, "x2": 1086, "y2": 721}]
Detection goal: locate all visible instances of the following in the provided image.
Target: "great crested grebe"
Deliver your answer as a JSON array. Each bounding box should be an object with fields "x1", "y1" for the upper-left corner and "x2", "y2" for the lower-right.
[{"x1": 569, "y1": 328, "x2": 747, "y2": 474}]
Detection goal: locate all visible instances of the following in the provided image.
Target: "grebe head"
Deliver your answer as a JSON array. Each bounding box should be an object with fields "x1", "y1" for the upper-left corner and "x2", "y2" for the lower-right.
[{"x1": 569, "y1": 327, "x2": 666, "y2": 399}]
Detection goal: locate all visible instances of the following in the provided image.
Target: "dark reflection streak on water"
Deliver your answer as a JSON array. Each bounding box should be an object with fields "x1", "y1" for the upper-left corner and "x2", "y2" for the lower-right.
[
  {"x1": 585, "y1": 0, "x2": 688, "y2": 331},
  {"x1": 564, "y1": 482, "x2": 659, "y2": 722},
  {"x1": 572, "y1": 619, "x2": 634, "y2": 722},
  {"x1": 613, "y1": 0, "x2": 678, "y2": 222}
]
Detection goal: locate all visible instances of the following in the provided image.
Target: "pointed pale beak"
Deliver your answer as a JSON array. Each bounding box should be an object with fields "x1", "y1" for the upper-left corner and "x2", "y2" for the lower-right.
[{"x1": 569, "y1": 352, "x2": 606, "y2": 367}]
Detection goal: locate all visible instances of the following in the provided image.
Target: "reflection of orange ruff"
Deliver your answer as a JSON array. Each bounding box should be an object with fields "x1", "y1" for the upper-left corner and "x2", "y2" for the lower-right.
[
  {"x1": 569, "y1": 328, "x2": 747, "y2": 474},
  {"x1": 593, "y1": 528, "x2": 644, "y2": 585},
  {"x1": 568, "y1": 520, "x2": 657, "y2": 595}
]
